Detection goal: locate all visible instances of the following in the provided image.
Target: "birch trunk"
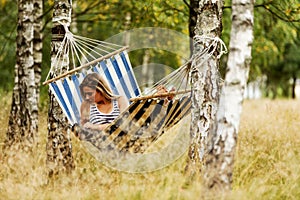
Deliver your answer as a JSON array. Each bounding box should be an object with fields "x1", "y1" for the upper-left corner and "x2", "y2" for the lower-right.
[
  {"x1": 33, "y1": 0, "x2": 43, "y2": 101},
  {"x1": 186, "y1": 0, "x2": 224, "y2": 175},
  {"x1": 6, "y1": 0, "x2": 38, "y2": 150},
  {"x1": 205, "y1": 0, "x2": 255, "y2": 190},
  {"x1": 32, "y1": 0, "x2": 43, "y2": 140},
  {"x1": 46, "y1": 0, "x2": 75, "y2": 176}
]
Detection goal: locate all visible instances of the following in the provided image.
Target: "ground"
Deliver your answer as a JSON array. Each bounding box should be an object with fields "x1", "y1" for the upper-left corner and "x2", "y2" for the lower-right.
[{"x1": 0, "y1": 94, "x2": 299, "y2": 200}]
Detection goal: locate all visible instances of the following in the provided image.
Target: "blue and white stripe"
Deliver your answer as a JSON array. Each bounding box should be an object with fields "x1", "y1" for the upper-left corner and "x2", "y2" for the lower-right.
[
  {"x1": 49, "y1": 51, "x2": 141, "y2": 125},
  {"x1": 89, "y1": 100, "x2": 120, "y2": 125}
]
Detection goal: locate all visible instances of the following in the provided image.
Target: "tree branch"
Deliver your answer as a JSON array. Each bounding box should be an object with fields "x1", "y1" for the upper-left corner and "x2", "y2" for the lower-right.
[
  {"x1": 256, "y1": 2, "x2": 300, "y2": 23},
  {"x1": 182, "y1": 0, "x2": 191, "y2": 9},
  {"x1": 74, "y1": 1, "x2": 106, "y2": 17}
]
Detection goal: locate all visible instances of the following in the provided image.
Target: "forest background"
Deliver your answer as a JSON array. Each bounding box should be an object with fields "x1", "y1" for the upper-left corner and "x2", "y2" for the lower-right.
[
  {"x1": 0, "y1": 0, "x2": 300, "y2": 199},
  {"x1": 0, "y1": 0, "x2": 300, "y2": 100}
]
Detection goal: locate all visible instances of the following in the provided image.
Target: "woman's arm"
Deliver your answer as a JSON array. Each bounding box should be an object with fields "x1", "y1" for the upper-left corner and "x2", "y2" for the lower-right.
[
  {"x1": 80, "y1": 101, "x2": 90, "y2": 126},
  {"x1": 83, "y1": 122, "x2": 109, "y2": 131},
  {"x1": 118, "y1": 96, "x2": 129, "y2": 112},
  {"x1": 81, "y1": 101, "x2": 110, "y2": 131}
]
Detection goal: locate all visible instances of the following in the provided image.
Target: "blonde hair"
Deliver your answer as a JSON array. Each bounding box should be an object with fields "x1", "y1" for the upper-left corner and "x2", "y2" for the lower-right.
[{"x1": 79, "y1": 72, "x2": 118, "y2": 101}]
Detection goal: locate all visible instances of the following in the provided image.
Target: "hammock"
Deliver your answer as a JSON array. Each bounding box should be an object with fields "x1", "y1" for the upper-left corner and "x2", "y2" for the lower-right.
[
  {"x1": 44, "y1": 29, "x2": 192, "y2": 155},
  {"x1": 44, "y1": 25, "x2": 229, "y2": 172}
]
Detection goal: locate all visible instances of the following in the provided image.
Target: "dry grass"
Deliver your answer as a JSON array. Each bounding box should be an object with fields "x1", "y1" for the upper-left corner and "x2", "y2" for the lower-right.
[
  {"x1": 233, "y1": 99, "x2": 300, "y2": 199},
  {"x1": 0, "y1": 93, "x2": 299, "y2": 200}
]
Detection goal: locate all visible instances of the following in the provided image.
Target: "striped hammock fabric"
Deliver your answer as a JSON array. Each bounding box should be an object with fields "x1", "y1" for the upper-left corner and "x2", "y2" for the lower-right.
[
  {"x1": 77, "y1": 96, "x2": 191, "y2": 153},
  {"x1": 48, "y1": 51, "x2": 141, "y2": 125}
]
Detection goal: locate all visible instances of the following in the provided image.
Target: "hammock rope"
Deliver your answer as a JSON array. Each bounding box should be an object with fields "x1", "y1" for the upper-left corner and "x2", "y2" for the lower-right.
[
  {"x1": 141, "y1": 35, "x2": 227, "y2": 99},
  {"x1": 44, "y1": 28, "x2": 127, "y2": 85}
]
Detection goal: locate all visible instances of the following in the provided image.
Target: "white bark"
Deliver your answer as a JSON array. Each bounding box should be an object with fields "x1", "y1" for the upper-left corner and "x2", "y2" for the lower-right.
[
  {"x1": 186, "y1": 0, "x2": 224, "y2": 175},
  {"x1": 205, "y1": 0, "x2": 255, "y2": 190},
  {"x1": 33, "y1": 0, "x2": 43, "y2": 140},
  {"x1": 46, "y1": 0, "x2": 75, "y2": 176},
  {"x1": 6, "y1": 0, "x2": 38, "y2": 149}
]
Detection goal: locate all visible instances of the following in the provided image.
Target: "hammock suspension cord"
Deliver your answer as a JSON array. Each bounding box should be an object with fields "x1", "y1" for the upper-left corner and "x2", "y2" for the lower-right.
[
  {"x1": 45, "y1": 23, "x2": 126, "y2": 85},
  {"x1": 140, "y1": 35, "x2": 228, "y2": 100}
]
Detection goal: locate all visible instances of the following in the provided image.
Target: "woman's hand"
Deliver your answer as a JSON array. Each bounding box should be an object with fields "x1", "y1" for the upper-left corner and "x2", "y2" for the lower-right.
[
  {"x1": 83, "y1": 122, "x2": 95, "y2": 129},
  {"x1": 156, "y1": 85, "x2": 176, "y2": 105},
  {"x1": 83, "y1": 122, "x2": 108, "y2": 131},
  {"x1": 156, "y1": 85, "x2": 168, "y2": 94}
]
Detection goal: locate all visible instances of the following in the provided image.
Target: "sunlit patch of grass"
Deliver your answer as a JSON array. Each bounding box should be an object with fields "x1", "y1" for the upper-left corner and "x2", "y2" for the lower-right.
[
  {"x1": 233, "y1": 99, "x2": 300, "y2": 200},
  {"x1": 0, "y1": 96, "x2": 300, "y2": 199},
  {"x1": 0, "y1": 92, "x2": 11, "y2": 143}
]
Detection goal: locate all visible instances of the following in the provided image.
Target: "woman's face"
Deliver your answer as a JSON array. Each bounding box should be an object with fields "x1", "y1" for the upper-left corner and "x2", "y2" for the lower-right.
[
  {"x1": 82, "y1": 86, "x2": 105, "y2": 103},
  {"x1": 82, "y1": 86, "x2": 96, "y2": 103}
]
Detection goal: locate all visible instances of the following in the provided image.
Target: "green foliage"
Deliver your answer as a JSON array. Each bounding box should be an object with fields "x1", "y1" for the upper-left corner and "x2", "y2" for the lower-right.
[
  {"x1": 71, "y1": 0, "x2": 189, "y2": 70},
  {"x1": 250, "y1": 0, "x2": 300, "y2": 97},
  {"x1": 1, "y1": 0, "x2": 300, "y2": 98},
  {"x1": 284, "y1": 39, "x2": 300, "y2": 76},
  {"x1": 0, "y1": 0, "x2": 17, "y2": 91}
]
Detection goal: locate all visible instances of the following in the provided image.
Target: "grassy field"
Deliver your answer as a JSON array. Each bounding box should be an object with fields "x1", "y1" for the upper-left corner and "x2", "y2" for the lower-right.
[{"x1": 0, "y1": 93, "x2": 299, "y2": 200}]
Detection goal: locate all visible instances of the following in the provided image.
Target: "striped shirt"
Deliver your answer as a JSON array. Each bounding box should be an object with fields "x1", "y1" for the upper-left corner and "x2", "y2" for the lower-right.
[{"x1": 89, "y1": 99, "x2": 120, "y2": 125}]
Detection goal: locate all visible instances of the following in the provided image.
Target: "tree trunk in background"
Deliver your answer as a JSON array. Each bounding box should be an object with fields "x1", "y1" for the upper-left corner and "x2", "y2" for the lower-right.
[
  {"x1": 33, "y1": 0, "x2": 43, "y2": 136},
  {"x1": 142, "y1": 50, "x2": 152, "y2": 89},
  {"x1": 188, "y1": 0, "x2": 199, "y2": 53},
  {"x1": 6, "y1": 0, "x2": 39, "y2": 150},
  {"x1": 186, "y1": 0, "x2": 224, "y2": 176},
  {"x1": 291, "y1": 76, "x2": 296, "y2": 99},
  {"x1": 205, "y1": 0, "x2": 255, "y2": 190},
  {"x1": 70, "y1": 1, "x2": 78, "y2": 33},
  {"x1": 123, "y1": 12, "x2": 131, "y2": 46},
  {"x1": 46, "y1": 0, "x2": 75, "y2": 177}
]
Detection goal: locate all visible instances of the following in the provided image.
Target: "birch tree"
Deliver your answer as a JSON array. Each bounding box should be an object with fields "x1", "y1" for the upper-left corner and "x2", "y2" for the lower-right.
[
  {"x1": 205, "y1": 0, "x2": 255, "y2": 190},
  {"x1": 33, "y1": 0, "x2": 43, "y2": 106},
  {"x1": 5, "y1": 0, "x2": 40, "y2": 150},
  {"x1": 46, "y1": 0, "x2": 75, "y2": 177},
  {"x1": 186, "y1": 0, "x2": 224, "y2": 175}
]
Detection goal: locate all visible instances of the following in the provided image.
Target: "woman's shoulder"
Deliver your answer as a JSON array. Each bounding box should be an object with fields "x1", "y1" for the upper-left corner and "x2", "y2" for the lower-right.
[
  {"x1": 117, "y1": 95, "x2": 129, "y2": 112},
  {"x1": 117, "y1": 95, "x2": 127, "y2": 103}
]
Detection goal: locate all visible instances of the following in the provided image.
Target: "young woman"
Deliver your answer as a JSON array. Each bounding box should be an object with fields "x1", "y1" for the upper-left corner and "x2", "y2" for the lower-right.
[{"x1": 79, "y1": 73, "x2": 129, "y2": 131}]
